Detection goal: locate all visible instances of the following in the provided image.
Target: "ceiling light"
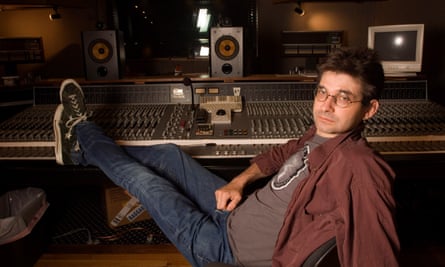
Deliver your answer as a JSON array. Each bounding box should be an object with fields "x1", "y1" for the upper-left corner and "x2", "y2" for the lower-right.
[
  {"x1": 49, "y1": 6, "x2": 61, "y2": 21},
  {"x1": 294, "y1": 2, "x2": 305, "y2": 16}
]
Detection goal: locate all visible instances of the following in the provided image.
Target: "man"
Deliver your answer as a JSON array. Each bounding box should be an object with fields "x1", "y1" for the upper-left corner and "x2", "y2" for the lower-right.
[{"x1": 54, "y1": 47, "x2": 399, "y2": 267}]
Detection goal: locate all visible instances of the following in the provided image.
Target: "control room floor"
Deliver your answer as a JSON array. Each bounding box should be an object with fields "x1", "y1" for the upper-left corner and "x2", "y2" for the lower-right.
[
  {"x1": 35, "y1": 244, "x2": 191, "y2": 267},
  {"x1": 33, "y1": 243, "x2": 445, "y2": 267},
  {"x1": 6, "y1": 174, "x2": 445, "y2": 267}
]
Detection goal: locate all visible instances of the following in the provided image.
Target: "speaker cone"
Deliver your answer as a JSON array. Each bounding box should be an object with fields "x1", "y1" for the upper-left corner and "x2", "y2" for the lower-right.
[
  {"x1": 88, "y1": 39, "x2": 113, "y2": 63},
  {"x1": 215, "y1": 35, "x2": 239, "y2": 60}
]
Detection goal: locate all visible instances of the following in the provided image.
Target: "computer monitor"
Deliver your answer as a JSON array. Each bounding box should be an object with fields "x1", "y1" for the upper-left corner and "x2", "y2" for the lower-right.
[{"x1": 368, "y1": 24, "x2": 424, "y2": 76}]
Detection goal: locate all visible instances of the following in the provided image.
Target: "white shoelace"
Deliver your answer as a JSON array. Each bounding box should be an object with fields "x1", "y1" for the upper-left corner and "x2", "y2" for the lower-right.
[
  {"x1": 63, "y1": 93, "x2": 89, "y2": 140},
  {"x1": 64, "y1": 113, "x2": 89, "y2": 140}
]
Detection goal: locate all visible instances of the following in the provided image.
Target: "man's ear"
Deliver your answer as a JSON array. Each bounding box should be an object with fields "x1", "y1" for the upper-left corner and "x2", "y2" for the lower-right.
[{"x1": 363, "y1": 99, "x2": 379, "y2": 121}]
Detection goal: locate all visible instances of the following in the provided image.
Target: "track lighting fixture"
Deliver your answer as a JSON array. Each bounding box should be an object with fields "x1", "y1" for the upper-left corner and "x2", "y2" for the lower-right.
[
  {"x1": 294, "y1": 2, "x2": 305, "y2": 16},
  {"x1": 49, "y1": 6, "x2": 61, "y2": 21}
]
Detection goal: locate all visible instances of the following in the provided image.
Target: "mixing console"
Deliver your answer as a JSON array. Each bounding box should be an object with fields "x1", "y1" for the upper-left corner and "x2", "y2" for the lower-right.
[{"x1": 0, "y1": 79, "x2": 444, "y2": 159}]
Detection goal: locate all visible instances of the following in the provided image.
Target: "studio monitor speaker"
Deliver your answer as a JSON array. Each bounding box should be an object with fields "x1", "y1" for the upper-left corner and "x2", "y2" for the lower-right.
[
  {"x1": 210, "y1": 27, "x2": 243, "y2": 77},
  {"x1": 82, "y1": 30, "x2": 125, "y2": 80}
]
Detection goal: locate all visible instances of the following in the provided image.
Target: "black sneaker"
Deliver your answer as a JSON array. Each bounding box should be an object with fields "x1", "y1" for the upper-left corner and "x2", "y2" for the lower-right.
[
  {"x1": 54, "y1": 79, "x2": 90, "y2": 165},
  {"x1": 59, "y1": 79, "x2": 88, "y2": 125},
  {"x1": 54, "y1": 104, "x2": 74, "y2": 164}
]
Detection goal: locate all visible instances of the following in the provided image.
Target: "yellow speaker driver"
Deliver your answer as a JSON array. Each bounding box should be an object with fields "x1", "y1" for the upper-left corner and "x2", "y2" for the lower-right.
[
  {"x1": 215, "y1": 36, "x2": 239, "y2": 60},
  {"x1": 88, "y1": 39, "x2": 113, "y2": 63}
]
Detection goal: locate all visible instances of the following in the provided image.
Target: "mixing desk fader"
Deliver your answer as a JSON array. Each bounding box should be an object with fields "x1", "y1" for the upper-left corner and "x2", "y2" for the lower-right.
[{"x1": 0, "y1": 79, "x2": 444, "y2": 160}]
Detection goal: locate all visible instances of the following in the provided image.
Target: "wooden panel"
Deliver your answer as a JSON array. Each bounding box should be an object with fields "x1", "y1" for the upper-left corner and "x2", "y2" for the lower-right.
[
  {"x1": 273, "y1": 0, "x2": 386, "y2": 3},
  {"x1": 35, "y1": 244, "x2": 192, "y2": 267}
]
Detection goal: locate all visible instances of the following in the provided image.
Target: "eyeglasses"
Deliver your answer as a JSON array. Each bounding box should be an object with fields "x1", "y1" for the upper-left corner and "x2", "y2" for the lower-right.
[{"x1": 314, "y1": 86, "x2": 362, "y2": 108}]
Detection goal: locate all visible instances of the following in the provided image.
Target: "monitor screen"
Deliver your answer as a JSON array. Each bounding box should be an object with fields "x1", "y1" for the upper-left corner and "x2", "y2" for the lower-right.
[
  {"x1": 374, "y1": 31, "x2": 417, "y2": 61},
  {"x1": 368, "y1": 24, "x2": 424, "y2": 76}
]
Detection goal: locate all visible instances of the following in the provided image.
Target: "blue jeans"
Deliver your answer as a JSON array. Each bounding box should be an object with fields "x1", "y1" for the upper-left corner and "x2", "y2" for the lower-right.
[{"x1": 72, "y1": 121, "x2": 235, "y2": 267}]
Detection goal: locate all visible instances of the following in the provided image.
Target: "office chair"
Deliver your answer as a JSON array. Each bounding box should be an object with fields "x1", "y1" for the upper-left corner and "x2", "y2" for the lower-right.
[{"x1": 205, "y1": 237, "x2": 339, "y2": 267}]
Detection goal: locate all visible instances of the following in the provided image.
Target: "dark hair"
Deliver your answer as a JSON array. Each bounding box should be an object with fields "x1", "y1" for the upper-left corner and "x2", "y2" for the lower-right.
[{"x1": 317, "y1": 47, "x2": 384, "y2": 105}]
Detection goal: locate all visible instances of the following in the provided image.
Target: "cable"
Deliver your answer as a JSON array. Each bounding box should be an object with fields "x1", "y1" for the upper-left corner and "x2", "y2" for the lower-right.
[
  {"x1": 95, "y1": 226, "x2": 165, "y2": 244},
  {"x1": 52, "y1": 227, "x2": 99, "y2": 244},
  {"x1": 52, "y1": 226, "x2": 166, "y2": 245}
]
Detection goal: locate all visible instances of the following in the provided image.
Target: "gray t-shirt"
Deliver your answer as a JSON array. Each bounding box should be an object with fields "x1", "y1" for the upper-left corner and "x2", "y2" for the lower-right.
[{"x1": 227, "y1": 135, "x2": 327, "y2": 267}]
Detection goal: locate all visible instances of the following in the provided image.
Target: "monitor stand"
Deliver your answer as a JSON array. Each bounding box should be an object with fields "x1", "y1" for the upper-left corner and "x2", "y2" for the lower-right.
[{"x1": 384, "y1": 72, "x2": 418, "y2": 77}]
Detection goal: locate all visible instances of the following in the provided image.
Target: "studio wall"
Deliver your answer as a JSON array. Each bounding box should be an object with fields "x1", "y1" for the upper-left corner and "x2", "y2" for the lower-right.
[
  {"x1": 0, "y1": 0, "x2": 444, "y2": 103},
  {"x1": 257, "y1": 0, "x2": 445, "y2": 104}
]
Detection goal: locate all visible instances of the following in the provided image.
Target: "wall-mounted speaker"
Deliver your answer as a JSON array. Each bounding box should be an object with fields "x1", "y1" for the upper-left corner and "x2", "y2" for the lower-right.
[
  {"x1": 210, "y1": 27, "x2": 243, "y2": 77},
  {"x1": 82, "y1": 30, "x2": 125, "y2": 80}
]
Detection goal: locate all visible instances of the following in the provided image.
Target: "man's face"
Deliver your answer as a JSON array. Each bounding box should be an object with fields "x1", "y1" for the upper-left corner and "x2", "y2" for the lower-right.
[{"x1": 312, "y1": 71, "x2": 378, "y2": 138}]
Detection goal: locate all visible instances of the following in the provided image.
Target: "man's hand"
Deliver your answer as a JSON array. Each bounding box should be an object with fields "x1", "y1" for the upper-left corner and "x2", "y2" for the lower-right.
[
  {"x1": 215, "y1": 181, "x2": 244, "y2": 211},
  {"x1": 214, "y1": 163, "x2": 266, "y2": 211}
]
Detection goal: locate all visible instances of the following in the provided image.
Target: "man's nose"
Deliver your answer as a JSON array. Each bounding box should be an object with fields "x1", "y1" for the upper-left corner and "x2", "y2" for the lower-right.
[{"x1": 322, "y1": 95, "x2": 336, "y2": 110}]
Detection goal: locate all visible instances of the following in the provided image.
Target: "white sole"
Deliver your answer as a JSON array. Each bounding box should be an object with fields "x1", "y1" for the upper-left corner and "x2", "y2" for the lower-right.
[
  {"x1": 53, "y1": 104, "x2": 64, "y2": 165},
  {"x1": 59, "y1": 78, "x2": 84, "y2": 103}
]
